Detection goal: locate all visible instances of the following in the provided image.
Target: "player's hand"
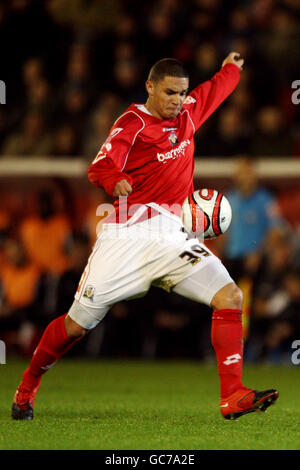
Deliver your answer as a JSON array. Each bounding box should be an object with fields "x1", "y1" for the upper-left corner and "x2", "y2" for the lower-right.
[
  {"x1": 113, "y1": 179, "x2": 133, "y2": 197},
  {"x1": 222, "y1": 52, "x2": 244, "y2": 71}
]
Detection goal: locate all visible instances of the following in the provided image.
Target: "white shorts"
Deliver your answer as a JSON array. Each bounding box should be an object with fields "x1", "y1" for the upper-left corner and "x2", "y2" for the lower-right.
[{"x1": 71, "y1": 213, "x2": 233, "y2": 329}]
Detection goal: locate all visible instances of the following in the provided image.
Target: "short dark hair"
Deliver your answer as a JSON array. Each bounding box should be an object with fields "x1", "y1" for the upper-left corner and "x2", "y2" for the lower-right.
[{"x1": 148, "y1": 58, "x2": 189, "y2": 82}]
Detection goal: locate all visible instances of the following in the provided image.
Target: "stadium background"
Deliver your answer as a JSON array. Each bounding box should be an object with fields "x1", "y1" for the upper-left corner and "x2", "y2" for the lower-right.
[{"x1": 0, "y1": 0, "x2": 300, "y2": 364}]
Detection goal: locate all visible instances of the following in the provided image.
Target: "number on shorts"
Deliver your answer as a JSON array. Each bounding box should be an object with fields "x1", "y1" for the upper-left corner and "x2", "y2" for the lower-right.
[{"x1": 179, "y1": 244, "x2": 211, "y2": 265}]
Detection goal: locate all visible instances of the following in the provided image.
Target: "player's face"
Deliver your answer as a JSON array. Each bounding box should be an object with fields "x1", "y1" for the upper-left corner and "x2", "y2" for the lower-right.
[{"x1": 146, "y1": 76, "x2": 189, "y2": 119}]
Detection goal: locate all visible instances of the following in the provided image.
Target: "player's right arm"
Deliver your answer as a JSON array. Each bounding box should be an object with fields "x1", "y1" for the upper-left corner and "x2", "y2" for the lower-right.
[{"x1": 88, "y1": 111, "x2": 144, "y2": 197}]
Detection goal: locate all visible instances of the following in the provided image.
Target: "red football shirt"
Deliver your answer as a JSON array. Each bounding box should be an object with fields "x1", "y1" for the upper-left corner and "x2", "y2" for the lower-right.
[{"x1": 88, "y1": 63, "x2": 240, "y2": 222}]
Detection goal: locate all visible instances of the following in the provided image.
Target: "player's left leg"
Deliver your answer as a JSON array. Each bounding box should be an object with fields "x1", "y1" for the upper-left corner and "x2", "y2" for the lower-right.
[
  {"x1": 210, "y1": 282, "x2": 245, "y2": 400},
  {"x1": 172, "y1": 259, "x2": 279, "y2": 420}
]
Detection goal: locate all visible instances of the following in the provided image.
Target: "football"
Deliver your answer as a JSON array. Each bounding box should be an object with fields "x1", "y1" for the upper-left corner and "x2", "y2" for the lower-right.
[{"x1": 181, "y1": 188, "x2": 232, "y2": 239}]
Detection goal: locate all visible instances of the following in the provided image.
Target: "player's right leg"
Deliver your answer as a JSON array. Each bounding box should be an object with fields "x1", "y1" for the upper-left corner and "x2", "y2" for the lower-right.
[
  {"x1": 12, "y1": 228, "x2": 153, "y2": 420},
  {"x1": 11, "y1": 307, "x2": 91, "y2": 420}
]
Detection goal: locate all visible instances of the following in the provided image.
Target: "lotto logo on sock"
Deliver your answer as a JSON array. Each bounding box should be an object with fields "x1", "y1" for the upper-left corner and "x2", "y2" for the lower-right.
[
  {"x1": 223, "y1": 354, "x2": 241, "y2": 366},
  {"x1": 41, "y1": 362, "x2": 56, "y2": 371}
]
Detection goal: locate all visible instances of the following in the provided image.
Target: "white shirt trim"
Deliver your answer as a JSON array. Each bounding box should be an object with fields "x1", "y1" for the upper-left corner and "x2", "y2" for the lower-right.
[{"x1": 135, "y1": 104, "x2": 153, "y2": 116}]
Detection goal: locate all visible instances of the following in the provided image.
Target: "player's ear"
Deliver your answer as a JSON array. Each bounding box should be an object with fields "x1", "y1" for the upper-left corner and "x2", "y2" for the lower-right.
[{"x1": 145, "y1": 80, "x2": 155, "y2": 97}]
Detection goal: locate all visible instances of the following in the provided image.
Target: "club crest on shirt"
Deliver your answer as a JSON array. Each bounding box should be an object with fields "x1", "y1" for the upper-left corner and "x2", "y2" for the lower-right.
[
  {"x1": 83, "y1": 285, "x2": 95, "y2": 301},
  {"x1": 168, "y1": 130, "x2": 179, "y2": 146}
]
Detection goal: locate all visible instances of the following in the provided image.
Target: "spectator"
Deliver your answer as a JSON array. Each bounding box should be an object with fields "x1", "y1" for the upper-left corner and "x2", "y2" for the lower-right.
[
  {"x1": 55, "y1": 232, "x2": 90, "y2": 315},
  {"x1": 196, "y1": 106, "x2": 250, "y2": 157},
  {"x1": 83, "y1": 91, "x2": 123, "y2": 158},
  {"x1": 190, "y1": 0, "x2": 222, "y2": 40},
  {"x1": 51, "y1": 124, "x2": 79, "y2": 157},
  {"x1": 227, "y1": 6, "x2": 254, "y2": 41},
  {"x1": 20, "y1": 190, "x2": 71, "y2": 275},
  {"x1": 21, "y1": 58, "x2": 55, "y2": 120},
  {"x1": 1, "y1": 110, "x2": 52, "y2": 157},
  {"x1": 22, "y1": 57, "x2": 45, "y2": 89},
  {"x1": 111, "y1": 58, "x2": 145, "y2": 105},
  {"x1": 245, "y1": 234, "x2": 293, "y2": 362},
  {"x1": 141, "y1": 8, "x2": 176, "y2": 65},
  {"x1": 25, "y1": 232, "x2": 90, "y2": 335},
  {"x1": 190, "y1": 42, "x2": 219, "y2": 87},
  {"x1": 54, "y1": 84, "x2": 91, "y2": 144},
  {"x1": 221, "y1": 155, "x2": 284, "y2": 281},
  {"x1": 0, "y1": 210, "x2": 11, "y2": 249},
  {"x1": 48, "y1": 0, "x2": 122, "y2": 33},
  {"x1": 251, "y1": 106, "x2": 295, "y2": 156},
  {"x1": 263, "y1": 269, "x2": 300, "y2": 363},
  {"x1": 0, "y1": 237, "x2": 42, "y2": 355},
  {"x1": 258, "y1": 6, "x2": 300, "y2": 86},
  {"x1": 83, "y1": 107, "x2": 115, "y2": 159},
  {"x1": 114, "y1": 41, "x2": 137, "y2": 64},
  {"x1": 25, "y1": 78, "x2": 54, "y2": 121},
  {"x1": 58, "y1": 42, "x2": 98, "y2": 111},
  {"x1": 228, "y1": 83, "x2": 255, "y2": 118}
]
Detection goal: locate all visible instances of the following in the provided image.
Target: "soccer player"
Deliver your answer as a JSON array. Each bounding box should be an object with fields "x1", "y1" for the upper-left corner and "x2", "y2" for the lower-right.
[{"x1": 12, "y1": 52, "x2": 278, "y2": 421}]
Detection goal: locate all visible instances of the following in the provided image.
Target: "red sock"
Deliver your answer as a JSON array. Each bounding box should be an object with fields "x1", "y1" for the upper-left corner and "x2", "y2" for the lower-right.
[
  {"x1": 20, "y1": 314, "x2": 81, "y2": 391},
  {"x1": 211, "y1": 309, "x2": 244, "y2": 399}
]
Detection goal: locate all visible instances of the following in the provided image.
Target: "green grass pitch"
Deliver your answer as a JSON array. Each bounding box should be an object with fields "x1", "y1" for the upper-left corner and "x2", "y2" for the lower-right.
[{"x1": 1, "y1": 358, "x2": 300, "y2": 450}]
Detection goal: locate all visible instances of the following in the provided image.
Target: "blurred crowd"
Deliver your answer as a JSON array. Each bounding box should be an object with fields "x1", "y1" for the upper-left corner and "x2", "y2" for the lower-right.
[
  {"x1": 0, "y1": 0, "x2": 300, "y2": 363},
  {"x1": 1, "y1": 0, "x2": 300, "y2": 158}
]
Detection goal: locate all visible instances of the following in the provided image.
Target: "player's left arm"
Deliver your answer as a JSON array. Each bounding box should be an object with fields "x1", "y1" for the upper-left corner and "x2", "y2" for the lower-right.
[{"x1": 184, "y1": 52, "x2": 244, "y2": 131}]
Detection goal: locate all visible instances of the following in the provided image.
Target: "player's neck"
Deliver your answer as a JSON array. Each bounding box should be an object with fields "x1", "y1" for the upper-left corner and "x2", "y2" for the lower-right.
[{"x1": 144, "y1": 100, "x2": 164, "y2": 120}]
